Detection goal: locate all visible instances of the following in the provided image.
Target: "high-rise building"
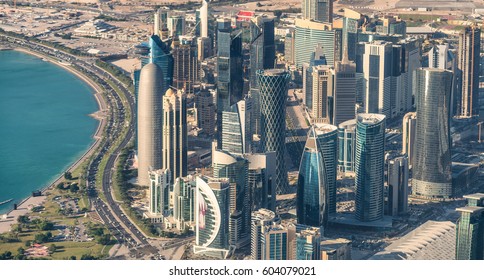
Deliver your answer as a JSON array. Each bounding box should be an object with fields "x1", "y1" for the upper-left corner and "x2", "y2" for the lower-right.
[
  {"x1": 137, "y1": 63, "x2": 164, "y2": 186},
  {"x1": 194, "y1": 176, "x2": 232, "y2": 259},
  {"x1": 249, "y1": 16, "x2": 275, "y2": 135},
  {"x1": 216, "y1": 19, "x2": 244, "y2": 114},
  {"x1": 251, "y1": 208, "x2": 277, "y2": 260},
  {"x1": 197, "y1": 36, "x2": 212, "y2": 61},
  {"x1": 355, "y1": 113, "x2": 386, "y2": 222},
  {"x1": 375, "y1": 16, "x2": 406, "y2": 36},
  {"x1": 359, "y1": 41, "x2": 393, "y2": 118},
  {"x1": 167, "y1": 13, "x2": 186, "y2": 37},
  {"x1": 295, "y1": 19, "x2": 336, "y2": 67},
  {"x1": 342, "y1": 9, "x2": 365, "y2": 62},
  {"x1": 171, "y1": 36, "x2": 199, "y2": 94},
  {"x1": 302, "y1": 0, "x2": 333, "y2": 23},
  {"x1": 200, "y1": 0, "x2": 209, "y2": 38},
  {"x1": 195, "y1": 88, "x2": 216, "y2": 136},
  {"x1": 399, "y1": 38, "x2": 422, "y2": 113},
  {"x1": 457, "y1": 25, "x2": 480, "y2": 118},
  {"x1": 295, "y1": 227, "x2": 322, "y2": 260},
  {"x1": 257, "y1": 69, "x2": 291, "y2": 194},
  {"x1": 162, "y1": 88, "x2": 187, "y2": 184},
  {"x1": 333, "y1": 54, "x2": 356, "y2": 126},
  {"x1": 260, "y1": 221, "x2": 295, "y2": 260},
  {"x1": 284, "y1": 29, "x2": 295, "y2": 65},
  {"x1": 312, "y1": 65, "x2": 334, "y2": 123},
  {"x1": 455, "y1": 193, "x2": 484, "y2": 260},
  {"x1": 303, "y1": 44, "x2": 327, "y2": 109},
  {"x1": 172, "y1": 176, "x2": 196, "y2": 230},
  {"x1": 153, "y1": 8, "x2": 168, "y2": 37},
  {"x1": 149, "y1": 35, "x2": 173, "y2": 93},
  {"x1": 386, "y1": 156, "x2": 408, "y2": 216},
  {"x1": 246, "y1": 152, "x2": 276, "y2": 212},
  {"x1": 148, "y1": 169, "x2": 170, "y2": 216},
  {"x1": 297, "y1": 124, "x2": 337, "y2": 227},
  {"x1": 429, "y1": 43, "x2": 452, "y2": 70},
  {"x1": 412, "y1": 68, "x2": 453, "y2": 199},
  {"x1": 402, "y1": 112, "x2": 416, "y2": 168},
  {"x1": 221, "y1": 97, "x2": 252, "y2": 155},
  {"x1": 212, "y1": 147, "x2": 250, "y2": 248},
  {"x1": 337, "y1": 119, "x2": 356, "y2": 176}
]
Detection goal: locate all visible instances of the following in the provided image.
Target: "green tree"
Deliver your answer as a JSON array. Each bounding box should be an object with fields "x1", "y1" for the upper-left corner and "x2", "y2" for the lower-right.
[
  {"x1": 69, "y1": 256, "x2": 77, "y2": 260},
  {"x1": 56, "y1": 182, "x2": 65, "y2": 190},
  {"x1": 70, "y1": 183, "x2": 79, "y2": 193},
  {"x1": 17, "y1": 215, "x2": 29, "y2": 224},
  {"x1": 48, "y1": 244, "x2": 57, "y2": 254},
  {"x1": 97, "y1": 234, "x2": 112, "y2": 245},
  {"x1": 64, "y1": 171, "x2": 72, "y2": 180},
  {"x1": 0, "y1": 251, "x2": 13, "y2": 260}
]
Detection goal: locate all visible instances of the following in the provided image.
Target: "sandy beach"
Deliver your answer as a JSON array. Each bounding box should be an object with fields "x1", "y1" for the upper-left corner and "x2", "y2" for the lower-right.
[{"x1": 0, "y1": 47, "x2": 108, "y2": 234}]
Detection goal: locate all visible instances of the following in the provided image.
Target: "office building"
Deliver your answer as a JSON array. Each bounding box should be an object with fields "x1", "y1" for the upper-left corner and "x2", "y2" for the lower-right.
[
  {"x1": 221, "y1": 97, "x2": 252, "y2": 155},
  {"x1": 153, "y1": 8, "x2": 168, "y2": 37},
  {"x1": 148, "y1": 169, "x2": 170, "y2": 216},
  {"x1": 172, "y1": 176, "x2": 196, "y2": 230},
  {"x1": 375, "y1": 16, "x2": 406, "y2": 36},
  {"x1": 355, "y1": 113, "x2": 386, "y2": 222},
  {"x1": 251, "y1": 208, "x2": 277, "y2": 260},
  {"x1": 167, "y1": 13, "x2": 186, "y2": 37},
  {"x1": 337, "y1": 119, "x2": 356, "y2": 176},
  {"x1": 162, "y1": 88, "x2": 188, "y2": 184},
  {"x1": 456, "y1": 193, "x2": 484, "y2": 260},
  {"x1": 200, "y1": 0, "x2": 209, "y2": 38},
  {"x1": 171, "y1": 36, "x2": 199, "y2": 94},
  {"x1": 333, "y1": 54, "x2": 357, "y2": 126},
  {"x1": 457, "y1": 25, "x2": 480, "y2": 118},
  {"x1": 257, "y1": 69, "x2": 291, "y2": 194},
  {"x1": 320, "y1": 238, "x2": 352, "y2": 260},
  {"x1": 195, "y1": 88, "x2": 216, "y2": 136},
  {"x1": 295, "y1": 19, "x2": 336, "y2": 67},
  {"x1": 137, "y1": 63, "x2": 164, "y2": 187},
  {"x1": 212, "y1": 148, "x2": 250, "y2": 248},
  {"x1": 359, "y1": 41, "x2": 393, "y2": 118},
  {"x1": 284, "y1": 29, "x2": 295, "y2": 65},
  {"x1": 399, "y1": 38, "x2": 422, "y2": 113},
  {"x1": 303, "y1": 44, "x2": 327, "y2": 109},
  {"x1": 250, "y1": 16, "x2": 275, "y2": 135},
  {"x1": 311, "y1": 65, "x2": 334, "y2": 123},
  {"x1": 246, "y1": 152, "x2": 276, "y2": 212},
  {"x1": 295, "y1": 227, "x2": 322, "y2": 260},
  {"x1": 402, "y1": 112, "x2": 416, "y2": 167},
  {"x1": 412, "y1": 68, "x2": 453, "y2": 199},
  {"x1": 429, "y1": 43, "x2": 452, "y2": 70},
  {"x1": 386, "y1": 156, "x2": 408, "y2": 216},
  {"x1": 260, "y1": 221, "x2": 295, "y2": 260},
  {"x1": 194, "y1": 176, "x2": 232, "y2": 259},
  {"x1": 297, "y1": 124, "x2": 338, "y2": 227},
  {"x1": 342, "y1": 9, "x2": 365, "y2": 62},
  {"x1": 149, "y1": 35, "x2": 173, "y2": 93},
  {"x1": 302, "y1": 0, "x2": 333, "y2": 23},
  {"x1": 197, "y1": 36, "x2": 212, "y2": 61}
]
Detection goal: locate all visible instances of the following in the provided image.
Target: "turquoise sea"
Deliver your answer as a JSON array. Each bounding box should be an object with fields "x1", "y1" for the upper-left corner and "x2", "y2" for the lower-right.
[{"x1": 0, "y1": 50, "x2": 98, "y2": 214}]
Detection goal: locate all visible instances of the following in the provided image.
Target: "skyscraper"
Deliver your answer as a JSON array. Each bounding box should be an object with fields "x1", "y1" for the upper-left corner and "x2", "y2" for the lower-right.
[
  {"x1": 303, "y1": 44, "x2": 327, "y2": 109},
  {"x1": 257, "y1": 69, "x2": 291, "y2": 194},
  {"x1": 359, "y1": 41, "x2": 393, "y2": 118},
  {"x1": 355, "y1": 113, "x2": 386, "y2": 222},
  {"x1": 194, "y1": 176, "x2": 232, "y2": 259},
  {"x1": 311, "y1": 65, "x2": 334, "y2": 124},
  {"x1": 399, "y1": 38, "x2": 421, "y2": 113},
  {"x1": 429, "y1": 43, "x2": 452, "y2": 70},
  {"x1": 162, "y1": 88, "x2": 187, "y2": 184},
  {"x1": 221, "y1": 97, "x2": 252, "y2": 155},
  {"x1": 167, "y1": 13, "x2": 186, "y2": 37},
  {"x1": 200, "y1": 0, "x2": 209, "y2": 38},
  {"x1": 295, "y1": 19, "x2": 336, "y2": 67},
  {"x1": 148, "y1": 169, "x2": 170, "y2": 216},
  {"x1": 249, "y1": 16, "x2": 275, "y2": 135},
  {"x1": 246, "y1": 152, "x2": 276, "y2": 212},
  {"x1": 412, "y1": 68, "x2": 453, "y2": 199},
  {"x1": 251, "y1": 208, "x2": 277, "y2": 260},
  {"x1": 171, "y1": 36, "x2": 199, "y2": 94},
  {"x1": 295, "y1": 227, "x2": 322, "y2": 260},
  {"x1": 302, "y1": 0, "x2": 333, "y2": 23},
  {"x1": 333, "y1": 54, "x2": 356, "y2": 126},
  {"x1": 402, "y1": 112, "x2": 416, "y2": 167},
  {"x1": 386, "y1": 156, "x2": 408, "y2": 216},
  {"x1": 297, "y1": 124, "x2": 337, "y2": 227},
  {"x1": 149, "y1": 35, "x2": 173, "y2": 93},
  {"x1": 212, "y1": 147, "x2": 250, "y2": 248},
  {"x1": 337, "y1": 119, "x2": 356, "y2": 176},
  {"x1": 342, "y1": 9, "x2": 364, "y2": 62},
  {"x1": 137, "y1": 63, "x2": 164, "y2": 187},
  {"x1": 173, "y1": 176, "x2": 196, "y2": 229},
  {"x1": 195, "y1": 88, "x2": 216, "y2": 136},
  {"x1": 455, "y1": 193, "x2": 484, "y2": 260},
  {"x1": 457, "y1": 25, "x2": 481, "y2": 118}
]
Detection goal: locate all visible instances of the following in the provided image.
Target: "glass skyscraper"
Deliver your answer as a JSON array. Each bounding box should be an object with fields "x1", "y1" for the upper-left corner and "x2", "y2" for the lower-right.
[
  {"x1": 355, "y1": 113, "x2": 386, "y2": 222},
  {"x1": 337, "y1": 119, "x2": 356, "y2": 176},
  {"x1": 297, "y1": 124, "x2": 337, "y2": 228},
  {"x1": 149, "y1": 35, "x2": 173, "y2": 93},
  {"x1": 221, "y1": 97, "x2": 252, "y2": 155},
  {"x1": 295, "y1": 19, "x2": 336, "y2": 67},
  {"x1": 455, "y1": 193, "x2": 484, "y2": 260},
  {"x1": 251, "y1": 208, "x2": 277, "y2": 260},
  {"x1": 412, "y1": 68, "x2": 453, "y2": 199},
  {"x1": 302, "y1": 0, "x2": 333, "y2": 23},
  {"x1": 257, "y1": 69, "x2": 291, "y2": 194}
]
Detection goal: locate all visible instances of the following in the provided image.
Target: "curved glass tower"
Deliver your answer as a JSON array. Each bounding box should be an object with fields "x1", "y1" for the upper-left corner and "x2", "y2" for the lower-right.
[
  {"x1": 337, "y1": 119, "x2": 357, "y2": 176},
  {"x1": 412, "y1": 68, "x2": 453, "y2": 199},
  {"x1": 257, "y1": 69, "x2": 290, "y2": 194},
  {"x1": 297, "y1": 124, "x2": 337, "y2": 227},
  {"x1": 355, "y1": 113, "x2": 386, "y2": 222}
]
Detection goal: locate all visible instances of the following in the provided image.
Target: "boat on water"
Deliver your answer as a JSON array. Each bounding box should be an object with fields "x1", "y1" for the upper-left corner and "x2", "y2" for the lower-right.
[{"x1": 0, "y1": 199, "x2": 13, "y2": 206}]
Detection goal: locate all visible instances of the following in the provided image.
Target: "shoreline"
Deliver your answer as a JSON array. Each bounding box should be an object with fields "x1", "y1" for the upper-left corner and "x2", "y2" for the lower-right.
[{"x1": 0, "y1": 48, "x2": 108, "y2": 223}]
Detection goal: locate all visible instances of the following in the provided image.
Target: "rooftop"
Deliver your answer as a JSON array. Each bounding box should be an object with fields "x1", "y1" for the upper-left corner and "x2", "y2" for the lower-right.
[{"x1": 456, "y1": 206, "x2": 484, "y2": 214}]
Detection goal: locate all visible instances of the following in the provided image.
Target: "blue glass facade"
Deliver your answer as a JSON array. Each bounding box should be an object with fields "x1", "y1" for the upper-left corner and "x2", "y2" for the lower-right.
[
  {"x1": 149, "y1": 35, "x2": 173, "y2": 93},
  {"x1": 355, "y1": 114, "x2": 386, "y2": 222}
]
